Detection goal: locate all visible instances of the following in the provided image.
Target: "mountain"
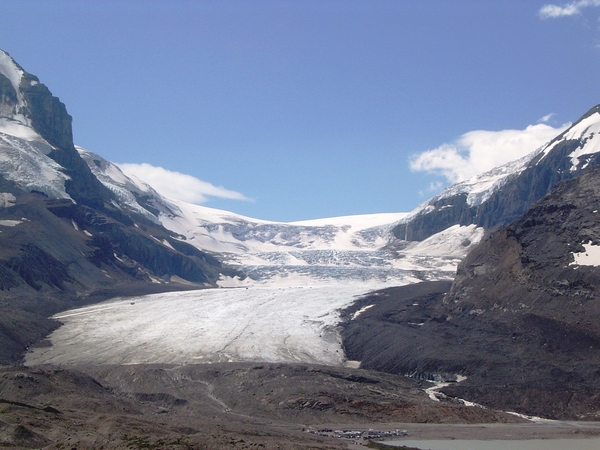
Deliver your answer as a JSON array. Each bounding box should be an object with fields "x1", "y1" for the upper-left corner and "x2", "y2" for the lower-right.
[
  {"x1": 0, "y1": 50, "x2": 236, "y2": 364},
  {"x1": 81, "y1": 148, "x2": 484, "y2": 287},
  {"x1": 393, "y1": 105, "x2": 600, "y2": 241},
  {"x1": 5, "y1": 46, "x2": 600, "y2": 421},
  {"x1": 0, "y1": 48, "x2": 489, "y2": 366},
  {"x1": 342, "y1": 163, "x2": 600, "y2": 420}
]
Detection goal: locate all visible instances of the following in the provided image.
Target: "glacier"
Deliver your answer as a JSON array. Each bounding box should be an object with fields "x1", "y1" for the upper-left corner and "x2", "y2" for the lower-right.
[{"x1": 25, "y1": 150, "x2": 485, "y2": 367}]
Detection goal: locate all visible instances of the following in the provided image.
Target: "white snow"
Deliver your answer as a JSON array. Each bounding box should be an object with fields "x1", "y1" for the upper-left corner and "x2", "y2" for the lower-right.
[
  {"x1": 25, "y1": 284, "x2": 379, "y2": 366},
  {"x1": 398, "y1": 149, "x2": 542, "y2": 227},
  {"x1": 0, "y1": 192, "x2": 16, "y2": 208},
  {"x1": 0, "y1": 50, "x2": 24, "y2": 96},
  {"x1": 398, "y1": 111, "x2": 600, "y2": 230},
  {"x1": 291, "y1": 212, "x2": 409, "y2": 229},
  {"x1": 45, "y1": 149, "x2": 492, "y2": 368},
  {"x1": 0, "y1": 71, "x2": 71, "y2": 201},
  {"x1": 0, "y1": 50, "x2": 31, "y2": 127},
  {"x1": 351, "y1": 304, "x2": 374, "y2": 320},
  {"x1": 539, "y1": 112, "x2": 600, "y2": 171},
  {"x1": 0, "y1": 132, "x2": 71, "y2": 200},
  {"x1": 23, "y1": 215, "x2": 484, "y2": 367},
  {"x1": 0, "y1": 119, "x2": 41, "y2": 142},
  {"x1": 0, "y1": 219, "x2": 23, "y2": 227},
  {"x1": 76, "y1": 146, "x2": 163, "y2": 223},
  {"x1": 570, "y1": 242, "x2": 600, "y2": 267}
]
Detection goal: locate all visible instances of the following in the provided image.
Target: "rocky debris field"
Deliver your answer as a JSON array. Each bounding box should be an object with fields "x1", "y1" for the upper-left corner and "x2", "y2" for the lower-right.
[{"x1": 0, "y1": 363, "x2": 522, "y2": 449}]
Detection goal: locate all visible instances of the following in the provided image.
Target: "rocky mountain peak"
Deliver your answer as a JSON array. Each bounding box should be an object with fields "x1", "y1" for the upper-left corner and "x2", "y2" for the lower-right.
[
  {"x1": 0, "y1": 50, "x2": 238, "y2": 364},
  {"x1": 0, "y1": 49, "x2": 110, "y2": 207},
  {"x1": 393, "y1": 105, "x2": 600, "y2": 242}
]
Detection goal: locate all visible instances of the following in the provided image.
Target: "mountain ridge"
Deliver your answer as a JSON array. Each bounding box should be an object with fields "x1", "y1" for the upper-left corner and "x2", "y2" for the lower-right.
[
  {"x1": 393, "y1": 105, "x2": 600, "y2": 241},
  {"x1": 342, "y1": 163, "x2": 600, "y2": 419},
  {"x1": 0, "y1": 49, "x2": 239, "y2": 364}
]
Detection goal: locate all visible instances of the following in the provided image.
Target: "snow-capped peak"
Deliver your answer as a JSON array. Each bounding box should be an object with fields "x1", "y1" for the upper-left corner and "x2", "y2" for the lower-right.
[
  {"x1": 0, "y1": 52, "x2": 71, "y2": 201},
  {"x1": 397, "y1": 148, "x2": 542, "y2": 225},
  {"x1": 398, "y1": 108, "x2": 600, "y2": 229},
  {"x1": 0, "y1": 50, "x2": 31, "y2": 128},
  {"x1": 538, "y1": 110, "x2": 600, "y2": 171},
  {"x1": 0, "y1": 50, "x2": 24, "y2": 99}
]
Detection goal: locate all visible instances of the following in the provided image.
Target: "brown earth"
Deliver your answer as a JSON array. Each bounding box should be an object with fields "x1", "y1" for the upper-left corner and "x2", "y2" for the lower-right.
[{"x1": 0, "y1": 363, "x2": 524, "y2": 449}]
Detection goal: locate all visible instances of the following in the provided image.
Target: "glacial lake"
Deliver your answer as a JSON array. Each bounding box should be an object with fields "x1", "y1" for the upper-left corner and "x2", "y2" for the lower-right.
[{"x1": 382, "y1": 438, "x2": 600, "y2": 450}]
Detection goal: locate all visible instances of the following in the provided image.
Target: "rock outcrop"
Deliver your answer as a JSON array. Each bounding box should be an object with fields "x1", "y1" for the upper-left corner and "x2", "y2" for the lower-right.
[{"x1": 343, "y1": 165, "x2": 600, "y2": 419}]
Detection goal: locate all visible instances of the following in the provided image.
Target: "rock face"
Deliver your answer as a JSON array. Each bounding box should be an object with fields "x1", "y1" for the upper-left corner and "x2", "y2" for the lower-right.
[
  {"x1": 343, "y1": 165, "x2": 600, "y2": 419},
  {"x1": 393, "y1": 105, "x2": 600, "y2": 241},
  {"x1": 0, "y1": 50, "x2": 238, "y2": 364}
]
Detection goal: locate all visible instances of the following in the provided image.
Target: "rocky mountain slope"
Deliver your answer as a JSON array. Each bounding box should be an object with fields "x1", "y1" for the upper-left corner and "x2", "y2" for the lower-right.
[
  {"x1": 0, "y1": 50, "x2": 236, "y2": 364},
  {"x1": 393, "y1": 105, "x2": 600, "y2": 241},
  {"x1": 343, "y1": 164, "x2": 600, "y2": 419}
]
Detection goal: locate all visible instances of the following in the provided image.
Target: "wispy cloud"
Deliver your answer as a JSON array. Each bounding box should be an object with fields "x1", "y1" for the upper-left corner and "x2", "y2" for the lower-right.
[
  {"x1": 539, "y1": 0, "x2": 600, "y2": 19},
  {"x1": 538, "y1": 112, "x2": 555, "y2": 123},
  {"x1": 118, "y1": 163, "x2": 251, "y2": 204},
  {"x1": 409, "y1": 123, "x2": 569, "y2": 184}
]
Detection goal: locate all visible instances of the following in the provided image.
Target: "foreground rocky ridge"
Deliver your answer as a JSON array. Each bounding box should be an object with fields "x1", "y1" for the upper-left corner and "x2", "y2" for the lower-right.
[
  {"x1": 343, "y1": 165, "x2": 600, "y2": 420},
  {"x1": 0, "y1": 363, "x2": 523, "y2": 449}
]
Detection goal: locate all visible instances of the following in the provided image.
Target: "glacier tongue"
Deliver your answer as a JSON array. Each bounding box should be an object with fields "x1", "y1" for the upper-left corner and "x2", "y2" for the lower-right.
[{"x1": 26, "y1": 284, "x2": 374, "y2": 366}]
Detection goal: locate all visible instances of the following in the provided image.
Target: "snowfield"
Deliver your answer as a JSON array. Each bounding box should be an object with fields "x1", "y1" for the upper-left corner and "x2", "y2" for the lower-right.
[{"x1": 26, "y1": 284, "x2": 380, "y2": 366}]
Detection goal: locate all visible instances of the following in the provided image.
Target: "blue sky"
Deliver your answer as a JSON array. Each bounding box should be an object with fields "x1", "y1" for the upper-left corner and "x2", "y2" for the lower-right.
[{"x1": 1, "y1": 0, "x2": 600, "y2": 221}]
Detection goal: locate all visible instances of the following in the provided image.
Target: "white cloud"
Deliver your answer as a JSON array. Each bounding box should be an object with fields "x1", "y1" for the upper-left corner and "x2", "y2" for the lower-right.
[
  {"x1": 539, "y1": 0, "x2": 600, "y2": 19},
  {"x1": 118, "y1": 163, "x2": 251, "y2": 204},
  {"x1": 409, "y1": 122, "x2": 569, "y2": 184},
  {"x1": 538, "y1": 112, "x2": 555, "y2": 123}
]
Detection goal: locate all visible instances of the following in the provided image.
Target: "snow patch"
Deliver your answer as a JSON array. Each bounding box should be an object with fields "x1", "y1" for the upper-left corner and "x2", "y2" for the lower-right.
[
  {"x1": 344, "y1": 360, "x2": 361, "y2": 369},
  {"x1": 351, "y1": 304, "x2": 374, "y2": 320},
  {"x1": 570, "y1": 242, "x2": 600, "y2": 267},
  {"x1": 0, "y1": 219, "x2": 23, "y2": 227},
  {"x1": 0, "y1": 119, "x2": 43, "y2": 142},
  {"x1": 0, "y1": 50, "x2": 24, "y2": 96},
  {"x1": 0, "y1": 192, "x2": 16, "y2": 208},
  {"x1": 0, "y1": 130, "x2": 71, "y2": 200},
  {"x1": 539, "y1": 112, "x2": 600, "y2": 171}
]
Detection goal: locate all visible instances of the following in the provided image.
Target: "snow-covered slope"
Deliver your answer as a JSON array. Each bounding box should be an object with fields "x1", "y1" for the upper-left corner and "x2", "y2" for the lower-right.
[
  {"x1": 393, "y1": 106, "x2": 600, "y2": 241},
  {"x1": 1, "y1": 45, "x2": 481, "y2": 291},
  {"x1": 78, "y1": 148, "x2": 483, "y2": 287},
  {"x1": 538, "y1": 110, "x2": 600, "y2": 171},
  {"x1": 0, "y1": 51, "x2": 73, "y2": 201}
]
